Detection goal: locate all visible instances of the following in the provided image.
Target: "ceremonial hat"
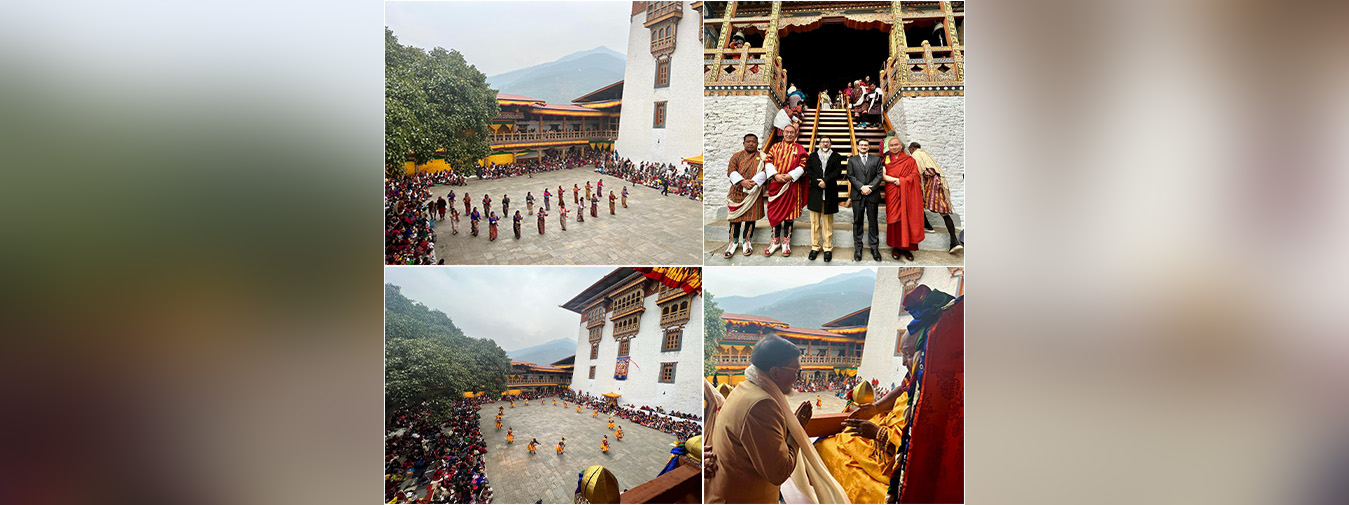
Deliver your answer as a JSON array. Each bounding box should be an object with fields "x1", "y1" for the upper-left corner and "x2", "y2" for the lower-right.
[
  {"x1": 717, "y1": 382, "x2": 733, "y2": 397},
  {"x1": 852, "y1": 380, "x2": 875, "y2": 405},
  {"x1": 902, "y1": 284, "x2": 932, "y2": 311},
  {"x1": 581, "y1": 465, "x2": 620, "y2": 504},
  {"x1": 685, "y1": 435, "x2": 704, "y2": 461}
]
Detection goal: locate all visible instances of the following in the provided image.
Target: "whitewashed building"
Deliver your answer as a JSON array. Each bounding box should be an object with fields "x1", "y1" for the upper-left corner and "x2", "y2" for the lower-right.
[
  {"x1": 562, "y1": 268, "x2": 703, "y2": 416},
  {"x1": 856, "y1": 266, "x2": 965, "y2": 386},
  {"x1": 615, "y1": 1, "x2": 703, "y2": 165}
]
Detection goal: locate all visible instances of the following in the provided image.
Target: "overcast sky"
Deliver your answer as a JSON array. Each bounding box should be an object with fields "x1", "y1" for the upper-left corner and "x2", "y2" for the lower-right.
[
  {"x1": 385, "y1": 266, "x2": 616, "y2": 351},
  {"x1": 385, "y1": 1, "x2": 630, "y2": 76},
  {"x1": 704, "y1": 267, "x2": 878, "y2": 298}
]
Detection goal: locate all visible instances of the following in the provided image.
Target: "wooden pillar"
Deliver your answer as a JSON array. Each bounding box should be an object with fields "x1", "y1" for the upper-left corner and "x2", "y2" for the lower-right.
[
  {"x1": 709, "y1": 1, "x2": 736, "y2": 86},
  {"x1": 892, "y1": 1, "x2": 908, "y2": 88},
  {"x1": 941, "y1": 1, "x2": 963, "y2": 80}
]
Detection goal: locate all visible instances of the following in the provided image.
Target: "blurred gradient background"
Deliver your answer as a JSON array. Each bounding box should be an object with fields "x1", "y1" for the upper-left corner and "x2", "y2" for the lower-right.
[{"x1": 0, "y1": 0, "x2": 1346, "y2": 504}]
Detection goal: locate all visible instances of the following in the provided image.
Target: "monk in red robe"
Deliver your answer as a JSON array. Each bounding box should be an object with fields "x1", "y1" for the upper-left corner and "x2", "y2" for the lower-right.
[
  {"x1": 881, "y1": 137, "x2": 925, "y2": 261},
  {"x1": 763, "y1": 124, "x2": 809, "y2": 257}
]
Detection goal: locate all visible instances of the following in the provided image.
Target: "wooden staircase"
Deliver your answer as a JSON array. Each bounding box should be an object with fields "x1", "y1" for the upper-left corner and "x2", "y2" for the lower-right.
[{"x1": 797, "y1": 106, "x2": 889, "y2": 205}]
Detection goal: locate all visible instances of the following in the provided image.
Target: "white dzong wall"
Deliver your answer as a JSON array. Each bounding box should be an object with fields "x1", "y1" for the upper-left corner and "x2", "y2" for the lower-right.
[
  {"x1": 701, "y1": 94, "x2": 778, "y2": 223},
  {"x1": 616, "y1": 2, "x2": 703, "y2": 165},
  {"x1": 570, "y1": 292, "x2": 703, "y2": 417},
  {"x1": 885, "y1": 96, "x2": 965, "y2": 222},
  {"x1": 856, "y1": 267, "x2": 963, "y2": 386}
]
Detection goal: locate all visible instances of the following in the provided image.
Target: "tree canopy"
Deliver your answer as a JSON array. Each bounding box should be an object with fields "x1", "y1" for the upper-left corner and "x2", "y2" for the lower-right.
[
  {"x1": 704, "y1": 291, "x2": 724, "y2": 378},
  {"x1": 385, "y1": 283, "x2": 511, "y2": 418},
  {"x1": 385, "y1": 28, "x2": 499, "y2": 176}
]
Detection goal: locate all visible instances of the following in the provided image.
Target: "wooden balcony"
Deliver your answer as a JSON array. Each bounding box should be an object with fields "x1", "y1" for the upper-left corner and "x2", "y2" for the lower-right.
[
  {"x1": 488, "y1": 129, "x2": 618, "y2": 147},
  {"x1": 722, "y1": 331, "x2": 762, "y2": 342},
  {"x1": 644, "y1": 2, "x2": 684, "y2": 27},
  {"x1": 799, "y1": 355, "x2": 861, "y2": 368}
]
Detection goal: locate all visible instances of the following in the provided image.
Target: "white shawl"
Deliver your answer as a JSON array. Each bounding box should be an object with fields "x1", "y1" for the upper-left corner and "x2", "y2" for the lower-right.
[{"x1": 744, "y1": 365, "x2": 850, "y2": 504}]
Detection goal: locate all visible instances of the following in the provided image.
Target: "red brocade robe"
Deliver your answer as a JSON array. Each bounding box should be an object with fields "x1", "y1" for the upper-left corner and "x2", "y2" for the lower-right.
[
  {"x1": 884, "y1": 151, "x2": 925, "y2": 250},
  {"x1": 763, "y1": 141, "x2": 809, "y2": 227}
]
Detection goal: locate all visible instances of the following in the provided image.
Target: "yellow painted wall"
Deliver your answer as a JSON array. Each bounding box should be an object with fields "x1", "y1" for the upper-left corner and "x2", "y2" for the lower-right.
[
  {"x1": 481, "y1": 153, "x2": 516, "y2": 166},
  {"x1": 706, "y1": 374, "x2": 746, "y2": 386},
  {"x1": 402, "y1": 159, "x2": 455, "y2": 176}
]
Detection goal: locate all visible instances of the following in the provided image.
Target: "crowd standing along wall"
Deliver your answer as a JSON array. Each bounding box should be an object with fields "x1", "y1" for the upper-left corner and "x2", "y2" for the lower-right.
[
  {"x1": 616, "y1": 2, "x2": 703, "y2": 166},
  {"x1": 702, "y1": 94, "x2": 778, "y2": 223}
]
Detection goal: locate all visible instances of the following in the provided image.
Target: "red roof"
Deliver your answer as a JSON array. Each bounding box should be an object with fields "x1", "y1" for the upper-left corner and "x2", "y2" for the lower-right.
[
  {"x1": 777, "y1": 326, "x2": 841, "y2": 338},
  {"x1": 721, "y1": 313, "x2": 789, "y2": 327},
  {"x1": 497, "y1": 93, "x2": 544, "y2": 103},
  {"x1": 531, "y1": 103, "x2": 596, "y2": 112}
]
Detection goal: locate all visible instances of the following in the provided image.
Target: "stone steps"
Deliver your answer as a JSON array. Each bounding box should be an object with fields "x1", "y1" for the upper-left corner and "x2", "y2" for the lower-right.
[
  {"x1": 704, "y1": 216, "x2": 961, "y2": 252},
  {"x1": 702, "y1": 241, "x2": 963, "y2": 265}
]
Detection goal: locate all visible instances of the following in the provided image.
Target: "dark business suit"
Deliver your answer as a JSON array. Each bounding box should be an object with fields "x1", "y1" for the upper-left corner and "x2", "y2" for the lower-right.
[
  {"x1": 804, "y1": 149, "x2": 844, "y2": 253},
  {"x1": 847, "y1": 152, "x2": 884, "y2": 252}
]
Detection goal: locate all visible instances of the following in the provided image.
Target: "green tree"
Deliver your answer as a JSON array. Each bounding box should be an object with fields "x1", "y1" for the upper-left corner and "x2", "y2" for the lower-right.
[
  {"x1": 385, "y1": 284, "x2": 511, "y2": 421},
  {"x1": 704, "y1": 291, "x2": 724, "y2": 378},
  {"x1": 385, "y1": 28, "x2": 499, "y2": 176}
]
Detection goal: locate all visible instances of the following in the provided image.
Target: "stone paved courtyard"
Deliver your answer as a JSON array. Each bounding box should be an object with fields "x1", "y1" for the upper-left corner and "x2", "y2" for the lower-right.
[
  {"x1": 425, "y1": 169, "x2": 701, "y2": 265},
  {"x1": 786, "y1": 390, "x2": 850, "y2": 415},
  {"x1": 477, "y1": 400, "x2": 694, "y2": 504}
]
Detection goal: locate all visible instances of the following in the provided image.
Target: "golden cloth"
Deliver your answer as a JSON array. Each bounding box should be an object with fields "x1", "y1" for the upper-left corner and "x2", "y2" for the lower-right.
[{"x1": 813, "y1": 392, "x2": 909, "y2": 504}]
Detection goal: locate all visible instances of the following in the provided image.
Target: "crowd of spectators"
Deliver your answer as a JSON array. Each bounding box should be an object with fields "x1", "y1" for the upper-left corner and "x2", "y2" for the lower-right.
[
  {"x1": 561, "y1": 391, "x2": 701, "y2": 441},
  {"x1": 386, "y1": 173, "x2": 443, "y2": 265},
  {"x1": 385, "y1": 399, "x2": 494, "y2": 503},
  {"x1": 596, "y1": 158, "x2": 702, "y2": 201}
]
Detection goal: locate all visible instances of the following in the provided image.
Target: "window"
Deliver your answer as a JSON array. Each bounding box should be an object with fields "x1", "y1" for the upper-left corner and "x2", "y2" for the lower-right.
[
  {"x1": 662, "y1": 327, "x2": 682, "y2": 351},
  {"x1": 618, "y1": 338, "x2": 631, "y2": 357},
  {"x1": 659, "y1": 362, "x2": 676, "y2": 383},
  {"x1": 653, "y1": 101, "x2": 667, "y2": 128},
  {"x1": 655, "y1": 59, "x2": 670, "y2": 87},
  {"x1": 589, "y1": 366, "x2": 596, "y2": 379},
  {"x1": 588, "y1": 326, "x2": 603, "y2": 343},
  {"x1": 590, "y1": 343, "x2": 599, "y2": 359}
]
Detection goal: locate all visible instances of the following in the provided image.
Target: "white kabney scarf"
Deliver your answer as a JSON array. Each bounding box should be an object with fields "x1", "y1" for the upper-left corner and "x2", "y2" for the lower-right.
[
  {"x1": 726, "y1": 152, "x2": 765, "y2": 221},
  {"x1": 703, "y1": 378, "x2": 726, "y2": 449},
  {"x1": 744, "y1": 365, "x2": 850, "y2": 504}
]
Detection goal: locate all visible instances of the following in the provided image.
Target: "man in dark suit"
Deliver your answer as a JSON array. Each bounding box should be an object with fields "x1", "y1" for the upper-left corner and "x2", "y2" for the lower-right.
[
  {"x1": 804, "y1": 136, "x2": 843, "y2": 262},
  {"x1": 847, "y1": 139, "x2": 884, "y2": 261}
]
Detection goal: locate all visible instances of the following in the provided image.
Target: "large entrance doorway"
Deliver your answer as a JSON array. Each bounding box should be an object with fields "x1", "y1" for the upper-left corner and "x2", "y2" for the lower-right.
[{"x1": 778, "y1": 23, "x2": 890, "y2": 102}]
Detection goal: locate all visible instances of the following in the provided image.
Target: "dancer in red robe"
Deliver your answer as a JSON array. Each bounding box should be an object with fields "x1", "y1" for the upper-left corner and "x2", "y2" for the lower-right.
[{"x1": 881, "y1": 138, "x2": 925, "y2": 261}]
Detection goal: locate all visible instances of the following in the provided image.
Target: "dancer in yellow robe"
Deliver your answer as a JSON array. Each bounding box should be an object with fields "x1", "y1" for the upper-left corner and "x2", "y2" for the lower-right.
[
  {"x1": 601, "y1": 435, "x2": 610, "y2": 453},
  {"x1": 553, "y1": 399, "x2": 558, "y2": 406},
  {"x1": 527, "y1": 438, "x2": 539, "y2": 454},
  {"x1": 506, "y1": 427, "x2": 514, "y2": 444},
  {"x1": 607, "y1": 418, "x2": 615, "y2": 430},
  {"x1": 556, "y1": 437, "x2": 566, "y2": 455},
  {"x1": 577, "y1": 405, "x2": 582, "y2": 413},
  {"x1": 816, "y1": 394, "x2": 822, "y2": 407},
  {"x1": 510, "y1": 400, "x2": 515, "y2": 408},
  {"x1": 615, "y1": 426, "x2": 623, "y2": 441},
  {"x1": 592, "y1": 410, "x2": 598, "y2": 418}
]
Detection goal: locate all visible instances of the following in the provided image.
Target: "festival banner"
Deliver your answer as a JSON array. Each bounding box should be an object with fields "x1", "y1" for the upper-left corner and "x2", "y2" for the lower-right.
[{"x1": 614, "y1": 356, "x2": 630, "y2": 380}]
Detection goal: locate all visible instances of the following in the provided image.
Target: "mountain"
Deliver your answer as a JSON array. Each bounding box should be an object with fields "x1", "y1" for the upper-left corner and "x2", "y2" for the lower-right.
[
  {"x1": 508, "y1": 337, "x2": 578, "y2": 366},
  {"x1": 714, "y1": 270, "x2": 878, "y2": 329},
  {"x1": 487, "y1": 46, "x2": 625, "y2": 105}
]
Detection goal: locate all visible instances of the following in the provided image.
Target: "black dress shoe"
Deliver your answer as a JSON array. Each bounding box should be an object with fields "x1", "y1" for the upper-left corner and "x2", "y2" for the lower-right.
[
  {"x1": 823, "y1": 251, "x2": 832, "y2": 262},
  {"x1": 854, "y1": 250, "x2": 863, "y2": 262},
  {"x1": 808, "y1": 250, "x2": 819, "y2": 261},
  {"x1": 871, "y1": 249, "x2": 882, "y2": 262}
]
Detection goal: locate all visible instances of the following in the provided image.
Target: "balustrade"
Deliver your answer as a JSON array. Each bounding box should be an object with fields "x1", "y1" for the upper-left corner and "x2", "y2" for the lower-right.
[{"x1": 488, "y1": 129, "x2": 618, "y2": 146}]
